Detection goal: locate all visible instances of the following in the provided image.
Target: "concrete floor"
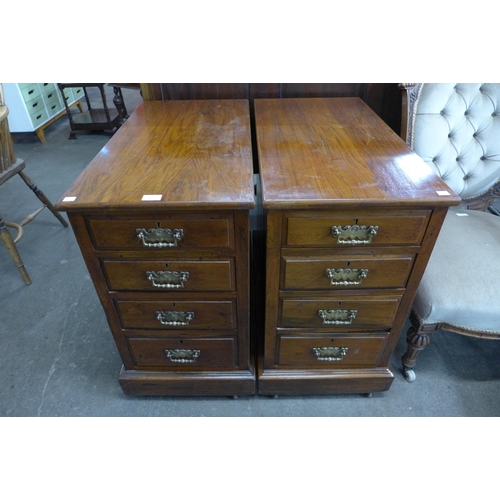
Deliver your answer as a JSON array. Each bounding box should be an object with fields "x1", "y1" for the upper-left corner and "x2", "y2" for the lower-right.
[{"x1": 1, "y1": 86, "x2": 500, "y2": 417}]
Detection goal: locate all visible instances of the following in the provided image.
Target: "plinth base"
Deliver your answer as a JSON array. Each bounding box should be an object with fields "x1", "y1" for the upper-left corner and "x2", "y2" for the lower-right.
[{"x1": 119, "y1": 366, "x2": 256, "y2": 397}]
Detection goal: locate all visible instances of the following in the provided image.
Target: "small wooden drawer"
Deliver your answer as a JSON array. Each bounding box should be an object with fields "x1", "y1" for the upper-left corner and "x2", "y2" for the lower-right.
[
  {"x1": 87, "y1": 217, "x2": 232, "y2": 250},
  {"x1": 285, "y1": 212, "x2": 430, "y2": 247},
  {"x1": 40, "y1": 83, "x2": 56, "y2": 93},
  {"x1": 21, "y1": 83, "x2": 41, "y2": 103},
  {"x1": 128, "y1": 337, "x2": 238, "y2": 368},
  {"x1": 46, "y1": 101, "x2": 62, "y2": 117},
  {"x1": 26, "y1": 97, "x2": 44, "y2": 116},
  {"x1": 102, "y1": 259, "x2": 234, "y2": 292},
  {"x1": 30, "y1": 109, "x2": 48, "y2": 127},
  {"x1": 283, "y1": 254, "x2": 414, "y2": 290},
  {"x1": 62, "y1": 88, "x2": 74, "y2": 102},
  {"x1": 72, "y1": 87, "x2": 84, "y2": 99},
  {"x1": 43, "y1": 89, "x2": 60, "y2": 106},
  {"x1": 115, "y1": 299, "x2": 236, "y2": 330},
  {"x1": 277, "y1": 335, "x2": 386, "y2": 367},
  {"x1": 280, "y1": 295, "x2": 402, "y2": 329}
]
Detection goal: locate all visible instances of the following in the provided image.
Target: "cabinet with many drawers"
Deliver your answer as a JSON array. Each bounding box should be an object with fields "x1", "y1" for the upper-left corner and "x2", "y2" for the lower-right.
[
  {"x1": 55, "y1": 100, "x2": 256, "y2": 396},
  {"x1": 2, "y1": 83, "x2": 83, "y2": 143},
  {"x1": 254, "y1": 97, "x2": 460, "y2": 396}
]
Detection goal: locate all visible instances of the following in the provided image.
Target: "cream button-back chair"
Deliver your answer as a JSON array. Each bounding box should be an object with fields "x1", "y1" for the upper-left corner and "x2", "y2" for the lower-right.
[
  {"x1": 399, "y1": 83, "x2": 500, "y2": 382},
  {"x1": 0, "y1": 83, "x2": 68, "y2": 285}
]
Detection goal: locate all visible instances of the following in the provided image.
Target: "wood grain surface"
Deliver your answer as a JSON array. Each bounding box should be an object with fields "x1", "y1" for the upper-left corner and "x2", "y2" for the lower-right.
[
  {"x1": 56, "y1": 100, "x2": 255, "y2": 212},
  {"x1": 255, "y1": 97, "x2": 461, "y2": 209}
]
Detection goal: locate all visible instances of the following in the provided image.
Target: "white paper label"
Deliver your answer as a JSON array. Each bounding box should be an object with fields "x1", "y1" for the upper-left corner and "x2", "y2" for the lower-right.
[
  {"x1": 456, "y1": 213, "x2": 469, "y2": 216},
  {"x1": 436, "y1": 190, "x2": 451, "y2": 196},
  {"x1": 141, "y1": 194, "x2": 162, "y2": 201},
  {"x1": 63, "y1": 196, "x2": 77, "y2": 202}
]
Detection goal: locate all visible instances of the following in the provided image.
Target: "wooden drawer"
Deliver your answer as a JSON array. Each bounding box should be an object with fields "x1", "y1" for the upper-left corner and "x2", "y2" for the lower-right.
[
  {"x1": 280, "y1": 295, "x2": 402, "y2": 329},
  {"x1": 102, "y1": 259, "x2": 234, "y2": 292},
  {"x1": 72, "y1": 87, "x2": 84, "y2": 100},
  {"x1": 285, "y1": 212, "x2": 430, "y2": 247},
  {"x1": 21, "y1": 83, "x2": 40, "y2": 103},
  {"x1": 128, "y1": 337, "x2": 238, "y2": 368},
  {"x1": 40, "y1": 83, "x2": 56, "y2": 93},
  {"x1": 46, "y1": 100, "x2": 62, "y2": 117},
  {"x1": 283, "y1": 254, "x2": 414, "y2": 290},
  {"x1": 43, "y1": 89, "x2": 60, "y2": 106},
  {"x1": 26, "y1": 97, "x2": 44, "y2": 116},
  {"x1": 277, "y1": 335, "x2": 386, "y2": 366},
  {"x1": 115, "y1": 299, "x2": 236, "y2": 330},
  {"x1": 30, "y1": 108, "x2": 48, "y2": 127},
  {"x1": 88, "y1": 217, "x2": 232, "y2": 250}
]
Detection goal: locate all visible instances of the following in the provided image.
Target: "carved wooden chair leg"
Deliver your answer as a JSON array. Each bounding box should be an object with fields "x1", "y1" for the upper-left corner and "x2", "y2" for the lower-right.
[
  {"x1": 0, "y1": 216, "x2": 31, "y2": 285},
  {"x1": 401, "y1": 324, "x2": 432, "y2": 382},
  {"x1": 17, "y1": 171, "x2": 68, "y2": 228}
]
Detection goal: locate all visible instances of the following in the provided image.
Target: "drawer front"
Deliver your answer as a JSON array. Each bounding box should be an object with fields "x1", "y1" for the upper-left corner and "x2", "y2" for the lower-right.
[
  {"x1": 283, "y1": 255, "x2": 414, "y2": 290},
  {"x1": 40, "y1": 83, "x2": 56, "y2": 93},
  {"x1": 277, "y1": 335, "x2": 386, "y2": 367},
  {"x1": 30, "y1": 108, "x2": 48, "y2": 127},
  {"x1": 43, "y1": 89, "x2": 60, "y2": 106},
  {"x1": 103, "y1": 260, "x2": 234, "y2": 292},
  {"x1": 21, "y1": 83, "x2": 41, "y2": 103},
  {"x1": 88, "y1": 217, "x2": 231, "y2": 250},
  {"x1": 63, "y1": 88, "x2": 74, "y2": 102},
  {"x1": 72, "y1": 87, "x2": 84, "y2": 100},
  {"x1": 128, "y1": 337, "x2": 238, "y2": 368},
  {"x1": 116, "y1": 299, "x2": 236, "y2": 330},
  {"x1": 281, "y1": 296, "x2": 402, "y2": 329},
  {"x1": 46, "y1": 100, "x2": 62, "y2": 117},
  {"x1": 26, "y1": 97, "x2": 44, "y2": 116},
  {"x1": 286, "y1": 212, "x2": 430, "y2": 247}
]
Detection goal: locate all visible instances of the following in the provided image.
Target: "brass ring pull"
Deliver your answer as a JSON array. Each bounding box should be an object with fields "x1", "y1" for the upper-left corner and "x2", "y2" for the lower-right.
[
  {"x1": 156, "y1": 311, "x2": 194, "y2": 326},
  {"x1": 146, "y1": 270, "x2": 189, "y2": 288},
  {"x1": 136, "y1": 227, "x2": 184, "y2": 247},
  {"x1": 325, "y1": 268, "x2": 368, "y2": 286},
  {"x1": 312, "y1": 347, "x2": 348, "y2": 361},
  {"x1": 318, "y1": 309, "x2": 357, "y2": 325},
  {"x1": 165, "y1": 349, "x2": 200, "y2": 363},
  {"x1": 331, "y1": 224, "x2": 378, "y2": 245}
]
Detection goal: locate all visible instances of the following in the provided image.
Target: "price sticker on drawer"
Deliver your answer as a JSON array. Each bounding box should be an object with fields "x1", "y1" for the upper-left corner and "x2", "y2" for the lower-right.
[{"x1": 141, "y1": 194, "x2": 163, "y2": 201}]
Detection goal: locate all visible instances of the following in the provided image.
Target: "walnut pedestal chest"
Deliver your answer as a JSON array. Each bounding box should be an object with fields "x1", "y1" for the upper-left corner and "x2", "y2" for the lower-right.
[
  {"x1": 254, "y1": 97, "x2": 460, "y2": 396},
  {"x1": 55, "y1": 100, "x2": 256, "y2": 396}
]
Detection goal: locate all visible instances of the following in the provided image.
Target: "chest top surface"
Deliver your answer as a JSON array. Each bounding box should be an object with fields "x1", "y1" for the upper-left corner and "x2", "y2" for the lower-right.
[
  {"x1": 254, "y1": 97, "x2": 461, "y2": 209},
  {"x1": 56, "y1": 100, "x2": 255, "y2": 212}
]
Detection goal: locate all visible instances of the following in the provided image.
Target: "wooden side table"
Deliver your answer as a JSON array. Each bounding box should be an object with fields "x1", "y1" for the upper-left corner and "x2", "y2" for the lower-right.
[
  {"x1": 58, "y1": 83, "x2": 122, "y2": 139},
  {"x1": 55, "y1": 100, "x2": 256, "y2": 396},
  {"x1": 254, "y1": 97, "x2": 461, "y2": 396}
]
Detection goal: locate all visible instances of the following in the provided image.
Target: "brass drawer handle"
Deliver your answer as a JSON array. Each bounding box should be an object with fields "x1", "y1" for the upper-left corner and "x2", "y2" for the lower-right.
[
  {"x1": 318, "y1": 309, "x2": 357, "y2": 325},
  {"x1": 331, "y1": 224, "x2": 378, "y2": 245},
  {"x1": 165, "y1": 349, "x2": 200, "y2": 363},
  {"x1": 156, "y1": 311, "x2": 195, "y2": 326},
  {"x1": 312, "y1": 347, "x2": 348, "y2": 361},
  {"x1": 136, "y1": 227, "x2": 184, "y2": 247},
  {"x1": 325, "y1": 268, "x2": 368, "y2": 286},
  {"x1": 146, "y1": 270, "x2": 190, "y2": 288}
]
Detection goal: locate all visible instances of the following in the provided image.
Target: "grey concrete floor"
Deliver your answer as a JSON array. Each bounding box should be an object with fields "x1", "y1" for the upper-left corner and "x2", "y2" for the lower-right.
[{"x1": 1, "y1": 86, "x2": 500, "y2": 417}]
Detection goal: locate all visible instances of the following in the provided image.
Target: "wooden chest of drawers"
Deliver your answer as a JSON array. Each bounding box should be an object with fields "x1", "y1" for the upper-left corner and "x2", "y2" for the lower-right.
[
  {"x1": 55, "y1": 100, "x2": 256, "y2": 396},
  {"x1": 254, "y1": 97, "x2": 460, "y2": 396}
]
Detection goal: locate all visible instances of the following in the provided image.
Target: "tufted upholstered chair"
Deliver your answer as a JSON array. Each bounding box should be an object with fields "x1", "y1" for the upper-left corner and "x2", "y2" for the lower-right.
[{"x1": 399, "y1": 83, "x2": 500, "y2": 382}]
